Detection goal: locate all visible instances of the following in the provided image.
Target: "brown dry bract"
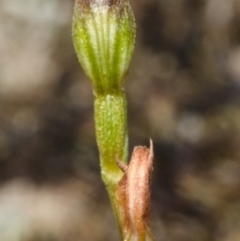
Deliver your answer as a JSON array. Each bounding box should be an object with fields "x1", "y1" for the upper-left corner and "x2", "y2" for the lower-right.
[{"x1": 115, "y1": 140, "x2": 154, "y2": 240}]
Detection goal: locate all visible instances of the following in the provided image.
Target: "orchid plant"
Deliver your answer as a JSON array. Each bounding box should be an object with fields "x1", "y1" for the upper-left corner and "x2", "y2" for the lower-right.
[{"x1": 72, "y1": 1, "x2": 154, "y2": 240}]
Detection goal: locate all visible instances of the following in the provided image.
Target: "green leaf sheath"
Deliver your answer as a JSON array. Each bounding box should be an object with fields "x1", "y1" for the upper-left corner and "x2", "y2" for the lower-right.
[
  {"x1": 95, "y1": 92, "x2": 128, "y2": 236},
  {"x1": 95, "y1": 92, "x2": 128, "y2": 186}
]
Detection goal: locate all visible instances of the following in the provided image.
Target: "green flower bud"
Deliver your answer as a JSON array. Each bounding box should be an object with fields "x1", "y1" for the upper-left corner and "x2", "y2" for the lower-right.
[{"x1": 72, "y1": 0, "x2": 136, "y2": 95}]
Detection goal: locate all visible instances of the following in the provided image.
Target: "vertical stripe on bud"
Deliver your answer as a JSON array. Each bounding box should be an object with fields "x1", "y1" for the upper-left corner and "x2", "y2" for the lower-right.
[{"x1": 72, "y1": 0, "x2": 136, "y2": 95}]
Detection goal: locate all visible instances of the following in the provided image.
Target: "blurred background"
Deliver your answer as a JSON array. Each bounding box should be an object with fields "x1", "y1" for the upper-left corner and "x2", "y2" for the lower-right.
[{"x1": 1, "y1": 0, "x2": 240, "y2": 240}]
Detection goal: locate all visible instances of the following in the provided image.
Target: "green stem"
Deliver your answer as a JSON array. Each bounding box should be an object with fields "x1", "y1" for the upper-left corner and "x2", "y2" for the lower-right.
[{"x1": 94, "y1": 91, "x2": 128, "y2": 236}]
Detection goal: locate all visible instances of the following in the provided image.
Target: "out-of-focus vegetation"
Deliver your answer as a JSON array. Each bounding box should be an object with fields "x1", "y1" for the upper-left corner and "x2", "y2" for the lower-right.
[{"x1": 0, "y1": 0, "x2": 240, "y2": 240}]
